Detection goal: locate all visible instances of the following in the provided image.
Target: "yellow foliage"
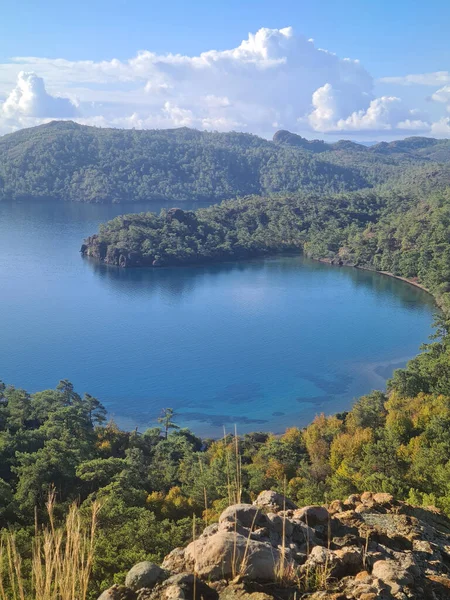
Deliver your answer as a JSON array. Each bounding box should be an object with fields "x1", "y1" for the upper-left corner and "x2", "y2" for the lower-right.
[
  {"x1": 303, "y1": 414, "x2": 343, "y2": 448},
  {"x1": 97, "y1": 440, "x2": 111, "y2": 451},
  {"x1": 146, "y1": 487, "x2": 194, "y2": 520},
  {"x1": 385, "y1": 392, "x2": 450, "y2": 433},
  {"x1": 281, "y1": 427, "x2": 303, "y2": 445},
  {"x1": 329, "y1": 428, "x2": 372, "y2": 471},
  {"x1": 265, "y1": 459, "x2": 286, "y2": 483}
]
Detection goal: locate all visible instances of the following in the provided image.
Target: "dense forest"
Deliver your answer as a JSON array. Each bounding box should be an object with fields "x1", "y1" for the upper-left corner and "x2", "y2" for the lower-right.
[
  {"x1": 81, "y1": 183, "x2": 450, "y2": 315},
  {"x1": 2, "y1": 120, "x2": 450, "y2": 202},
  {"x1": 2, "y1": 314, "x2": 450, "y2": 596}
]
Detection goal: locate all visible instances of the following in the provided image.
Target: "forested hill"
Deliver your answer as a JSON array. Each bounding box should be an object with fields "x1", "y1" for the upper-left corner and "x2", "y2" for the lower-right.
[{"x1": 1, "y1": 120, "x2": 450, "y2": 203}]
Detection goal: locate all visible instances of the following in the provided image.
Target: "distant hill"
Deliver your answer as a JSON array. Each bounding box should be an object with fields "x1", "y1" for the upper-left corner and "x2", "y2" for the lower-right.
[{"x1": 0, "y1": 121, "x2": 449, "y2": 203}]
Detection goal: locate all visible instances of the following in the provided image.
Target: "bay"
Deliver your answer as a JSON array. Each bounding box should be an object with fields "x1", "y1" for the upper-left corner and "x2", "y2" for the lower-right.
[{"x1": 0, "y1": 201, "x2": 436, "y2": 437}]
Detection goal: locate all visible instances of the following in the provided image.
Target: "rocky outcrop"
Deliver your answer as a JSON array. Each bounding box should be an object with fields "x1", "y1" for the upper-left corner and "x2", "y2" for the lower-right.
[
  {"x1": 98, "y1": 491, "x2": 450, "y2": 600},
  {"x1": 125, "y1": 561, "x2": 165, "y2": 591}
]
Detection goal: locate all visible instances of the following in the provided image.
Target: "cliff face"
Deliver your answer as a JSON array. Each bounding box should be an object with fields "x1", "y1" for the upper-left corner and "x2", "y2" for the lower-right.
[{"x1": 98, "y1": 491, "x2": 450, "y2": 600}]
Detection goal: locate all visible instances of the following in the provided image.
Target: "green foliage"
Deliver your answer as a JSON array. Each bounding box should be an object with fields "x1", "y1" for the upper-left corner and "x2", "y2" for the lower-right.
[
  {"x1": 3, "y1": 313, "x2": 450, "y2": 595},
  {"x1": 0, "y1": 121, "x2": 372, "y2": 203},
  {"x1": 3, "y1": 122, "x2": 450, "y2": 204}
]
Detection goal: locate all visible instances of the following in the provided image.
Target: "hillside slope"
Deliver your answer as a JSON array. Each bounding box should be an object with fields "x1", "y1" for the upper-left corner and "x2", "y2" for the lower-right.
[
  {"x1": 0, "y1": 121, "x2": 366, "y2": 203},
  {"x1": 1, "y1": 121, "x2": 449, "y2": 203}
]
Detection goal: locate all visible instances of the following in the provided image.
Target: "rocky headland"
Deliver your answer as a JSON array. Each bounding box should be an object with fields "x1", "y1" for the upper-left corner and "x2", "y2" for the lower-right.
[{"x1": 98, "y1": 491, "x2": 450, "y2": 600}]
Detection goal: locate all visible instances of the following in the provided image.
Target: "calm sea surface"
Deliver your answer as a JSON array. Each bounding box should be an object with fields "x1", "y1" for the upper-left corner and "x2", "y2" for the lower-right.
[{"x1": 0, "y1": 201, "x2": 437, "y2": 436}]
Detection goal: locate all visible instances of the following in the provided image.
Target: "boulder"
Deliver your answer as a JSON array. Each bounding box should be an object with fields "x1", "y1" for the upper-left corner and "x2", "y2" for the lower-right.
[
  {"x1": 372, "y1": 493, "x2": 394, "y2": 505},
  {"x1": 294, "y1": 505, "x2": 329, "y2": 526},
  {"x1": 252, "y1": 491, "x2": 297, "y2": 512},
  {"x1": 125, "y1": 561, "x2": 165, "y2": 591},
  {"x1": 219, "y1": 504, "x2": 268, "y2": 529},
  {"x1": 265, "y1": 513, "x2": 293, "y2": 537},
  {"x1": 162, "y1": 547, "x2": 190, "y2": 574},
  {"x1": 146, "y1": 573, "x2": 218, "y2": 600},
  {"x1": 343, "y1": 494, "x2": 361, "y2": 509},
  {"x1": 371, "y1": 558, "x2": 415, "y2": 594},
  {"x1": 98, "y1": 585, "x2": 137, "y2": 600},
  {"x1": 184, "y1": 531, "x2": 281, "y2": 581},
  {"x1": 328, "y1": 500, "x2": 344, "y2": 514},
  {"x1": 218, "y1": 583, "x2": 273, "y2": 599}
]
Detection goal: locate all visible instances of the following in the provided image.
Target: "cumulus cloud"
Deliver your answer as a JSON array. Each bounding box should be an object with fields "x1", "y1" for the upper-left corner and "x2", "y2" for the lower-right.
[
  {"x1": 1, "y1": 71, "x2": 77, "y2": 120},
  {"x1": 431, "y1": 118, "x2": 450, "y2": 136},
  {"x1": 0, "y1": 27, "x2": 446, "y2": 137},
  {"x1": 307, "y1": 83, "x2": 429, "y2": 133}
]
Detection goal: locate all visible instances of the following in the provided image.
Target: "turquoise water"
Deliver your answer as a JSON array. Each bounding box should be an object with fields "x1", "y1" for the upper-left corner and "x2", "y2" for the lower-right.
[{"x1": 0, "y1": 202, "x2": 436, "y2": 437}]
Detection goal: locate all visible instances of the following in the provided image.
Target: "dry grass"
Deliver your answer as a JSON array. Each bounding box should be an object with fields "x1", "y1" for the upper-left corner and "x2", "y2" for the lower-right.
[
  {"x1": 224, "y1": 426, "x2": 242, "y2": 507},
  {"x1": 0, "y1": 494, "x2": 100, "y2": 600},
  {"x1": 0, "y1": 532, "x2": 26, "y2": 600}
]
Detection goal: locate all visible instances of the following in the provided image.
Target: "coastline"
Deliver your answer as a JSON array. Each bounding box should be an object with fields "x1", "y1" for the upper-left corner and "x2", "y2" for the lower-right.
[
  {"x1": 356, "y1": 266, "x2": 433, "y2": 296},
  {"x1": 314, "y1": 257, "x2": 435, "y2": 298}
]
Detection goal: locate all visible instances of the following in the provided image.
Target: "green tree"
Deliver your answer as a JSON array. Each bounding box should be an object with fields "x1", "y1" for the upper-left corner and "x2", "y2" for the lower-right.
[{"x1": 158, "y1": 408, "x2": 179, "y2": 439}]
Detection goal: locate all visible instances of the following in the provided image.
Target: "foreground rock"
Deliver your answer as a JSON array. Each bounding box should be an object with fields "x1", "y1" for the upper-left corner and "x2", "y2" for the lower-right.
[
  {"x1": 98, "y1": 491, "x2": 450, "y2": 600},
  {"x1": 125, "y1": 561, "x2": 165, "y2": 591}
]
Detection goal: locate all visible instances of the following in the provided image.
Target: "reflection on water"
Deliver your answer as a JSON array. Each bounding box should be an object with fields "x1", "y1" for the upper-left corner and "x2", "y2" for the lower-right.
[{"x1": 0, "y1": 201, "x2": 438, "y2": 437}]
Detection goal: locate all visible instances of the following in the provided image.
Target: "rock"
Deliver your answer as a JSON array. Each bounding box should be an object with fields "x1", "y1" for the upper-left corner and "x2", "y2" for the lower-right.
[
  {"x1": 166, "y1": 208, "x2": 187, "y2": 223},
  {"x1": 371, "y1": 558, "x2": 415, "y2": 594},
  {"x1": 334, "y1": 546, "x2": 363, "y2": 575},
  {"x1": 152, "y1": 492, "x2": 450, "y2": 599},
  {"x1": 203, "y1": 523, "x2": 220, "y2": 537},
  {"x1": 294, "y1": 505, "x2": 330, "y2": 526},
  {"x1": 147, "y1": 573, "x2": 217, "y2": 600},
  {"x1": 219, "y1": 504, "x2": 268, "y2": 529},
  {"x1": 218, "y1": 583, "x2": 273, "y2": 599},
  {"x1": 328, "y1": 500, "x2": 344, "y2": 514},
  {"x1": 125, "y1": 561, "x2": 165, "y2": 591},
  {"x1": 343, "y1": 494, "x2": 361, "y2": 508},
  {"x1": 372, "y1": 493, "x2": 394, "y2": 505},
  {"x1": 162, "y1": 547, "x2": 190, "y2": 574},
  {"x1": 98, "y1": 584, "x2": 137, "y2": 600},
  {"x1": 252, "y1": 491, "x2": 297, "y2": 512},
  {"x1": 265, "y1": 513, "x2": 293, "y2": 537},
  {"x1": 184, "y1": 531, "x2": 281, "y2": 581},
  {"x1": 361, "y1": 492, "x2": 373, "y2": 503}
]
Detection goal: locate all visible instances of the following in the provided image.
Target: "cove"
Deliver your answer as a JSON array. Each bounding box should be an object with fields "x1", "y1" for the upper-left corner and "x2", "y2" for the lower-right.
[{"x1": 0, "y1": 201, "x2": 436, "y2": 437}]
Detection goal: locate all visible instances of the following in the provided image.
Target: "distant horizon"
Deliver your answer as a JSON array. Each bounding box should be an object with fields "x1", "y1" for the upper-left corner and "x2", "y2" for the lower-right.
[{"x1": 2, "y1": 118, "x2": 450, "y2": 146}]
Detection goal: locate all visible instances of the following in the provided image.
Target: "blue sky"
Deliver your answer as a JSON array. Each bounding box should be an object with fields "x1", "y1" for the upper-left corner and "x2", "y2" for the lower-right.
[{"x1": 1, "y1": 0, "x2": 450, "y2": 139}]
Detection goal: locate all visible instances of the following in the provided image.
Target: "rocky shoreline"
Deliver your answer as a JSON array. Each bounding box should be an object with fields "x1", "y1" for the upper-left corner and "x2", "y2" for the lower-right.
[{"x1": 98, "y1": 491, "x2": 450, "y2": 600}]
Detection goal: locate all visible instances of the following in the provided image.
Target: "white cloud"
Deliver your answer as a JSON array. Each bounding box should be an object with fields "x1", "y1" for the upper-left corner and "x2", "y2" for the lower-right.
[
  {"x1": 379, "y1": 72, "x2": 450, "y2": 86},
  {"x1": 0, "y1": 27, "x2": 446, "y2": 138},
  {"x1": 431, "y1": 117, "x2": 450, "y2": 136},
  {"x1": 432, "y1": 85, "x2": 450, "y2": 105},
  {"x1": 307, "y1": 84, "x2": 429, "y2": 133},
  {"x1": 1, "y1": 71, "x2": 77, "y2": 120}
]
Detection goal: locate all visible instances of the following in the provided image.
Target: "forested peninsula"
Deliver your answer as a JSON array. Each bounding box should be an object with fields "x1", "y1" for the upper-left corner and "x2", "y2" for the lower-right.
[{"x1": 81, "y1": 186, "x2": 450, "y2": 311}]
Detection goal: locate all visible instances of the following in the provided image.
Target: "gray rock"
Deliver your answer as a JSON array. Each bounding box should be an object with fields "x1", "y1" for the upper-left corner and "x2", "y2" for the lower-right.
[
  {"x1": 184, "y1": 531, "x2": 281, "y2": 581},
  {"x1": 161, "y1": 548, "x2": 189, "y2": 574},
  {"x1": 371, "y1": 557, "x2": 416, "y2": 594},
  {"x1": 125, "y1": 561, "x2": 165, "y2": 591},
  {"x1": 253, "y1": 490, "x2": 297, "y2": 512},
  {"x1": 219, "y1": 504, "x2": 268, "y2": 529},
  {"x1": 145, "y1": 573, "x2": 218, "y2": 600},
  {"x1": 294, "y1": 505, "x2": 330, "y2": 526},
  {"x1": 265, "y1": 513, "x2": 294, "y2": 538},
  {"x1": 98, "y1": 584, "x2": 137, "y2": 600}
]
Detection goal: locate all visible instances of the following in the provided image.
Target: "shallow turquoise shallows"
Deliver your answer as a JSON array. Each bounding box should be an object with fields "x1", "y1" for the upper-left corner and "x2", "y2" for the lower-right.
[{"x1": 0, "y1": 201, "x2": 437, "y2": 437}]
